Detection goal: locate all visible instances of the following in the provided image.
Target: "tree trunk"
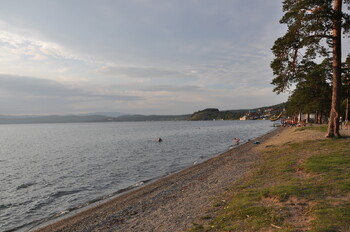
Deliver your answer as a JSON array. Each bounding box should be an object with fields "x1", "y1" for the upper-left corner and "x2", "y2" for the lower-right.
[
  {"x1": 318, "y1": 111, "x2": 321, "y2": 124},
  {"x1": 306, "y1": 113, "x2": 310, "y2": 124},
  {"x1": 327, "y1": 0, "x2": 342, "y2": 137},
  {"x1": 315, "y1": 111, "x2": 319, "y2": 124},
  {"x1": 346, "y1": 98, "x2": 349, "y2": 121}
]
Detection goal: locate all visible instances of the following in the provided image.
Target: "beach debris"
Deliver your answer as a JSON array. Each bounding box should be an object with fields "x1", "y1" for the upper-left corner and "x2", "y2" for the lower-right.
[
  {"x1": 157, "y1": 137, "x2": 162, "y2": 142},
  {"x1": 59, "y1": 210, "x2": 69, "y2": 215},
  {"x1": 133, "y1": 181, "x2": 144, "y2": 187},
  {"x1": 234, "y1": 137, "x2": 240, "y2": 145},
  {"x1": 271, "y1": 224, "x2": 282, "y2": 229},
  {"x1": 254, "y1": 141, "x2": 261, "y2": 144},
  {"x1": 130, "y1": 211, "x2": 138, "y2": 216}
]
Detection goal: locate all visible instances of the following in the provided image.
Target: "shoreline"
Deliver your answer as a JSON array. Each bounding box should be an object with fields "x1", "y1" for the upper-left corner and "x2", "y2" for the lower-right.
[{"x1": 33, "y1": 127, "x2": 284, "y2": 232}]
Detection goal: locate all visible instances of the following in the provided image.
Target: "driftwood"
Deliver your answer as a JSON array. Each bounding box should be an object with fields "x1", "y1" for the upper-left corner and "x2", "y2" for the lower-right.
[{"x1": 271, "y1": 223, "x2": 282, "y2": 229}]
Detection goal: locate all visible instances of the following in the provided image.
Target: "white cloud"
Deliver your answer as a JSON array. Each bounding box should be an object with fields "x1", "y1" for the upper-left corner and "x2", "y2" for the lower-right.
[
  {"x1": 0, "y1": 30, "x2": 90, "y2": 62},
  {"x1": 139, "y1": 85, "x2": 201, "y2": 92},
  {"x1": 97, "y1": 65, "x2": 190, "y2": 79},
  {"x1": 0, "y1": 74, "x2": 142, "y2": 102}
]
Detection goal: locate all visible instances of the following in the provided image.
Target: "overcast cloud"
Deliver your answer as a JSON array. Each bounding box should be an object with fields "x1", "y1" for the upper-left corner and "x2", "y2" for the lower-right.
[{"x1": 1, "y1": 0, "x2": 344, "y2": 115}]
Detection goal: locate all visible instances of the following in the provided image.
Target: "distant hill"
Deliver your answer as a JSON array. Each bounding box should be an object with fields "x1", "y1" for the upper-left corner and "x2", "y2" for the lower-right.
[
  {"x1": 0, "y1": 115, "x2": 118, "y2": 124},
  {"x1": 0, "y1": 114, "x2": 191, "y2": 124},
  {"x1": 115, "y1": 114, "x2": 191, "y2": 122},
  {"x1": 250, "y1": 102, "x2": 286, "y2": 112},
  {"x1": 0, "y1": 103, "x2": 285, "y2": 124},
  {"x1": 190, "y1": 108, "x2": 247, "y2": 120},
  {"x1": 79, "y1": 112, "x2": 125, "y2": 117},
  {"x1": 190, "y1": 103, "x2": 286, "y2": 121}
]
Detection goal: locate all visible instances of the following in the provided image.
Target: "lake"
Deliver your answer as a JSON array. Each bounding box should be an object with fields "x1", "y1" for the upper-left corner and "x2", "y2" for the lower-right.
[{"x1": 0, "y1": 120, "x2": 274, "y2": 231}]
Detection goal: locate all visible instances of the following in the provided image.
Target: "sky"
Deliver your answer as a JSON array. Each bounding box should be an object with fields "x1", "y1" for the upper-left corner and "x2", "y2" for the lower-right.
[{"x1": 0, "y1": 0, "x2": 320, "y2": 115}]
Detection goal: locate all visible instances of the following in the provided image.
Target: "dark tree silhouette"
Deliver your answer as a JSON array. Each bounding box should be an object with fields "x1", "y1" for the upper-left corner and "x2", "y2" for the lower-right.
[
  {"x1": 286, "y1": 61, "x2": 332, "y2": 122},
  {"x1": 271, "y1": 0, "x2": 350, "y2": 137},
  {"x1": 343, "y1": 55, "x2": 350, "y2": 121}
]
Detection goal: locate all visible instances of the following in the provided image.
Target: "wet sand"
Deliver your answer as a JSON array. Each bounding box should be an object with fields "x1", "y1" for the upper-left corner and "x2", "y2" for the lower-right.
[{"x1": 33, "y1": 127, "x2": 284, "y2": 232}]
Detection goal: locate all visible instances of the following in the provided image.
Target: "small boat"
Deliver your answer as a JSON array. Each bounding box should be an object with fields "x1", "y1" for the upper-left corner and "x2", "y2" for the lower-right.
[{"x1": 270, "y1": 112, "x2": 283, "y2": 121}]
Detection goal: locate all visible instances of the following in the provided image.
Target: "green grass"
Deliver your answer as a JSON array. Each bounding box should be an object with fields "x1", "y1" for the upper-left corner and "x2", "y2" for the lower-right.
[
  {"x1": 188, "y1": 135, "x2": 350, "y2": 231},
  {"x1": 189, "y1": 223, "x2": 205, "y2": 231},
  {"x1": 295, "y1": 125, "x2": 328, "y2": 132},
  {"x1": 312, "y1": 203, "x2": 350, "y2": 232}
]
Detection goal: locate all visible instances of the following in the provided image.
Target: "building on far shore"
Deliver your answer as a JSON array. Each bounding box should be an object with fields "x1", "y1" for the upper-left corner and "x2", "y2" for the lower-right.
[{"x1": 240, "y1": 107, "x2": 286, "y2": 120}]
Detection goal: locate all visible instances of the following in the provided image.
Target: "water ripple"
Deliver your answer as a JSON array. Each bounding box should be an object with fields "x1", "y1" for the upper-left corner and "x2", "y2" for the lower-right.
[
  {"x1": 16, "y1": 182, "x2": 37, "y2": 190},
  {"x1": 50, "y1": 189, "x2": 84, "y2": 199}
]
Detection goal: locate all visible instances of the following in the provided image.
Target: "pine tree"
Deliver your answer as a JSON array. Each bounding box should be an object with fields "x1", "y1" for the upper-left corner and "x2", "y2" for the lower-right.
[
  {"x1": 271, "y1": 0, "x2": 350, "y2": 137},
  {"x1": 286, "y1": 61, "x2": 332, "y2": 121}
]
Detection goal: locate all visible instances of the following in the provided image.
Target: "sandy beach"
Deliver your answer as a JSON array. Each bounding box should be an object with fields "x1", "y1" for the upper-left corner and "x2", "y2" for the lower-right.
[{"x1": 31, "y1": 126, "x2": 287, "y2": 232}]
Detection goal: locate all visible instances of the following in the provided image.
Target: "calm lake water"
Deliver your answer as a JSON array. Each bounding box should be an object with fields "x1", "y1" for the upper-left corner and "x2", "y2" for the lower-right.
[{"x1": 0, "y1": 120, "x2": 274, "y2": 231}]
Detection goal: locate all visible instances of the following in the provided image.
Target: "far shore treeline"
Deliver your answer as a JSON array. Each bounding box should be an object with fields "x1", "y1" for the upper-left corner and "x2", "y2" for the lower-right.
[{"x1": 0, "y1": 102, "x2": 285, "y2": 124}]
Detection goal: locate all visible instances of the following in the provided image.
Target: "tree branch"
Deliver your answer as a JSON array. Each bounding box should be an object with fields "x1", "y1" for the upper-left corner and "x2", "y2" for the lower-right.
[
  {"x1": 303, "y1": 7, "x2": 321, "y2": 14},
  {"x1": 308, "y1": 34, "x2": 334, "y2": 39}
]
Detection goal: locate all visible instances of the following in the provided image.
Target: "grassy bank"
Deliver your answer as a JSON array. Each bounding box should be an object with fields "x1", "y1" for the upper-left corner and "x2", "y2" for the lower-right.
[{"x1": 189, "y1": 126, "x2": 350, "y2": 231}]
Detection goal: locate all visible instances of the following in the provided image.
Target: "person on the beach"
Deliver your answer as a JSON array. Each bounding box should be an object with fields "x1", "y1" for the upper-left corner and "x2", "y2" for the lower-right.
[
  {"x1": 345, "y1": 119, "x2": 348, "y2": 130},
  {"x1": 234, "y1": 137, "x2": 240, "y2": 145}
]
